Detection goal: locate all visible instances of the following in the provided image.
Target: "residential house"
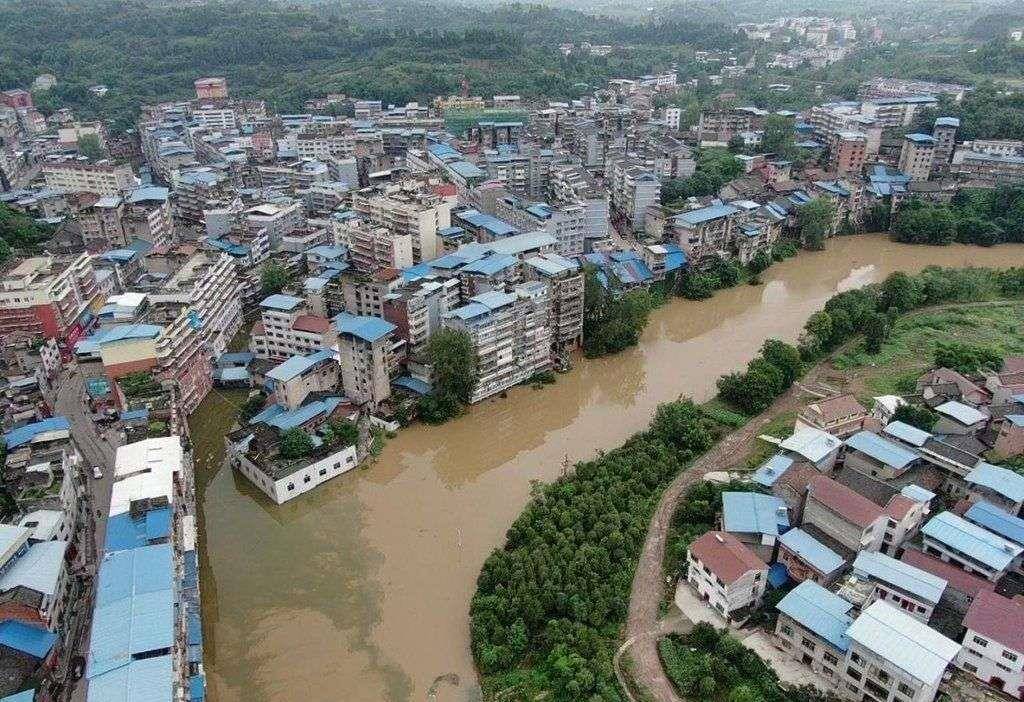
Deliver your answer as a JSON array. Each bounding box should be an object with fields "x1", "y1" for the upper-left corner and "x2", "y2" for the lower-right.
[
  {"x1": 720, "y1": 491, "x2": 789, "y2": 562},
  {"x1": 964, "y1": 501, "x2": 1024, "y2": 550},
  {"x1": 917, "y1": 369, "x2": 990, "y2": 407},
  {"x1": 964, "y1": 463, "x2": 1024, "y2": 515},
  {"x1": 775, "y1": 581, "x2": 854, "y2": 684},
  {"x1": 803, "y1": 475, "x2": 888, "y2": 553},
  {"x1": 848, "y1": 550, "x2": 947, "y2": 623},
  {"x1": 934, "y1": 401, "x2": 989, "y2": 436},
  {"x1": 843, "y1": 430, "x2": 923, "y2": 480},
  {"x1": 993, "y1": 414, "x2": 1024, "y2": 458},
  {"x1": 956, "y1": 591, "x2": 1024, "y2": 696},
  {"x1": 921, "y1": 511, "x2": 1023, "y2": 582},
  {"x1": 797, "y1": 394, "x2": 869, "y2": 438},
  {"x1": 683, "y1": 530, "x2": 767, "y2": 622},
  {"x1": 777, "y1": 527, "x2": 847, "y2": 586},
  {"x1": 779, "y1": 427, "x2": 843, "y2": 472},
  {"x1": 841, "y1": 601, "x2": 960, "y2": 702},
  {"x1": 901, "y1": 548, "x2": 995, "y2": 615}
]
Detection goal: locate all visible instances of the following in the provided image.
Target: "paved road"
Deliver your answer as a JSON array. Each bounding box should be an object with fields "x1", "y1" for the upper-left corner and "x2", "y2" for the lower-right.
[{"x1": 622, "y1": 384, "x2": 810, "y2": 702}]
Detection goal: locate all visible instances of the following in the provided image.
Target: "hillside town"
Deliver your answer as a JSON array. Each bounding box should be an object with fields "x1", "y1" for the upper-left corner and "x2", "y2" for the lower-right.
[{"x1": 2, "y1": 7, "x2": 1024, "y2": 702}]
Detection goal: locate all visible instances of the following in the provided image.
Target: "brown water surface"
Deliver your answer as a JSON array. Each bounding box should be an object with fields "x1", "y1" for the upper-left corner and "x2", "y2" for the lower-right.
[{"x1": 193, "y1": 238, "x2": 1024, "y2": 702}]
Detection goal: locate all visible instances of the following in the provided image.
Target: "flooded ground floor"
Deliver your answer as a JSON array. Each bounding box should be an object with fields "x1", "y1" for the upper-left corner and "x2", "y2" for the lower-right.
[{"x1": 193, "y1": 237, "x2": 1024, "y2": 702}]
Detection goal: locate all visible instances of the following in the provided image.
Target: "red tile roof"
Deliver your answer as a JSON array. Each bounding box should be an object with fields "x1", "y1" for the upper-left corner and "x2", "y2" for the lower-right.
[
  {"x1": 884, "y1": 495, "x2": 917, "y2": 520},
  {"x1": 291, "y1": 315, "x2": 331, "y2": 334},
  {"x1": 964, "y1": 591, "x2": 1024, "y2": 653},
  {"x1": 688, "y1": 531, "x2": 766, "y2": 585},
  {"x1": 808, "y1": 475, "x2": 884, "y2": 528},
  {"x1": 805, "y1": 394, "x2": 867, "y2": 423},
  {"x1": 901, "y1": 549, "x2": 994, "y2": 599}
]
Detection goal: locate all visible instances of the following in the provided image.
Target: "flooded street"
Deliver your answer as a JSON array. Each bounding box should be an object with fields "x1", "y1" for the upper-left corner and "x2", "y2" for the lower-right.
[{"x1": 193, "y1": 237, "x2": 1024, "y2": 702}]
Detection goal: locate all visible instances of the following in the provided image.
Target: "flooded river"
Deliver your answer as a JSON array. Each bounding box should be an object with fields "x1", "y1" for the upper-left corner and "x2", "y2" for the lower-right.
[{"x1": 192, "y1": 237, "x2": 1024, "y2": 702}]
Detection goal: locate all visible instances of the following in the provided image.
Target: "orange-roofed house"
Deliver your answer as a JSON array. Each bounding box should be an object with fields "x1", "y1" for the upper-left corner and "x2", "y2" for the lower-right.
[{"x1": 683, "y1": 530, "x2": 767, "y2": 621}]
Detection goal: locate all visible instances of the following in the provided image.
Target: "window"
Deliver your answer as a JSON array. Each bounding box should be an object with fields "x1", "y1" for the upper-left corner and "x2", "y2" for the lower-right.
[
  {"x1": 319, "y1": 468, "x2": 327, "y2": 476},
  {"x1": 334, "y1": 462, "x2": 341, "y2": 469},
  {"x1": 303, "y1": 475, "x2": 311, "y2": 483},
  {"x1": 997, "y1": 662, "x2": 1013, "y2": 673},
  {"x1": 897, "y1": 682, "x2": 914, "y2": 697},
  {"x1": 973, "y1": 636, "x2": 989, "y2": 647},
  {"x1": 1003, "y1": 650, "x2": 1019, "y2": 662},
  {"x1": 824, "y1": 652, "x2": 839, "y2": 665},
  {"x1": 967, "y1": 648, "x2": 982, "y2": 658},
  {"x1": 287, "y1": 483, "x2": 295, "y2": 491},
  {"x1": 801, "y1": 638, "x2": 816, "y2": 652},
  {"x1": 851, "y1": 652, "x2": 864, "y2": 666},
  {"x1": 780, "y1": 624, "x2": 794, "y2": 637},
  {"x1": 846, "y1": 668, "x2": 862, "y2": 681},
  {"x1": 963, "y1": 662, "x2": 978, "y2": 673}
]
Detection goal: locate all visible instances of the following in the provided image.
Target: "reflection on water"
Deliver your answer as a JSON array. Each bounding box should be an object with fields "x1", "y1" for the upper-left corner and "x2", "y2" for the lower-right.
[{"x1": 195, "y1": 238, "x2": 1024, "y2": 702}]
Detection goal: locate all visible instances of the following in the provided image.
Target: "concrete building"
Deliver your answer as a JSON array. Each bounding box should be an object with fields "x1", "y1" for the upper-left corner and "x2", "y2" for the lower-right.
[
  {"x1": 848, "y1": 550, "x2": 947, "y2": 623},
  {"x1": 775, "y1": 580, "x2": 854, "y2": 684},
  {"x1": 803, "y1": 475, "x2": 888, "y2": 553},
  {"x1": 956, "y1": 591, "x2": 1024, "y2": 696},
  {"x1": 382, "y1": 277, "x2": 460, "y2": 356},
  {"x1": 843, "y1": 430, "x2": 923, "y2": 480},
  {"x1": 830, "y1": 131, "x2": 868, "y2": 176},
  {"x1": 952, "y1": 149, "x2": 1024, "y2": 186},
  {"x1": 523, "y1": 253, "x2": 584, "y2": 351},
  {"x1": 841, "y1": 601, "x2": 960, "y2": 702},
  {"x1": 901, "y1": 548, "x2": 995, "y2": 615},
  {"x1": 797, "y1": 394, "x2": 869, "y2": 438},
  {"x1": 234, "y1": 443, "x2": 358, "y2": 505},
  {"x1": 898, "y1": 134, "x2": 936, "y2": 181},
  {"x1": 777, "y1": 527, "x2": 847, "y2": 586},
  {"x1": 964, "y1": 462, "x2": 1024, "y2": 515},
  {"x1": 350, "y1": 184, "x2": 453, "y2": 263},
  {"x1": 333, "y1": 216, "x2": 413, "y2": 273},
  {"x1": 251, "y1": 294, "x2": 336, "y2": 362},
  {"x1": 442, "y1": 285, "x2": 552, "y2": 403},
  {"x1": 265, "y1": 350, "x2": 338, "y2": 411},
  {"x1": 609, "y1": 161, "x2": 660, "y2": 234},
  {"x1": 684, "y1": 530, "x2": 767, "y2": 622},
  {"x1": 931, "y1": 117, "x2": 959, "y2": 173},
  {"x1": 42, "y1": 161, "x2": 135, "y2": 196},
  {"x1": 0, "y1": 254, "x2": 100, "y2": 345},
  {"x1": 194, "y1": 77, "x2": 228, "y2": 100},
  {"x1": 77, "y1": 196, "x2": 129, "y2": 252},
  {"x1": 495, "y1": 197, "x2": 586, "y2": 257},
  {"x1": 720, "y1": 491, "x2": 789, "y2": 562},
  {"x1": 334, "y1": 313, "x2": 396, "y2": 408},
  {"x1": 124, "y1": 186, "x2": 173, "y2": 249},
  {"x1": 921, "y1": 511, "x2": 1023, "y2": 582}
]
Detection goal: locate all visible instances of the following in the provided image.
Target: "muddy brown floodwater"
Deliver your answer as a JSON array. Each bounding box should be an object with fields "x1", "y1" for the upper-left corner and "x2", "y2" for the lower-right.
[{"x1": 191, "y1": 237, "x2": 1024, "y2": 702}]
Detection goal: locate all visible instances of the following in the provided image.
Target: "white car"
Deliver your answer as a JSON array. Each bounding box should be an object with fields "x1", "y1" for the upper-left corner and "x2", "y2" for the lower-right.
[{"x1": 91, "y1": 466, "x2": 103, "y2": 480}]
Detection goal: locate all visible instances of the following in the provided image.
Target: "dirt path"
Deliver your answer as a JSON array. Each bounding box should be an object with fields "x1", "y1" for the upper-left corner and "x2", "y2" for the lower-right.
[{"x1": 622, "y1": 381, "x2": 814, "y2": 702}]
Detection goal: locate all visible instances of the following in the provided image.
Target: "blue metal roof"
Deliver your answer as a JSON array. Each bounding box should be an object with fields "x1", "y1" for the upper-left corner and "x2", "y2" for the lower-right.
[
  {"x1": 217, "y1": 352, "x2": 253, "y2": 367},
  {"x1": 99, "y1": 248, "x2": 138, "y2": 263},
  {"x1": 486, "y1": 232, "x2": 556, "y2": 256},
  {"x1": 101, "y1": 324, "x2": 164, "y2": 345},
  {"x1": 266, "y1": 397, "x2": 344, "y2": 432},
  {"x1": 3, "y1": 417, "x2": 70, "y2": 449},
  {"x1": 87, "y1": 654, "x2": 174, "y2": 702},
  {"x1": 259, "y1": 294, "x2": 304, "y2": 311},
  {"x1": 883, "y1": 421, "x2": 931, "y2": 447},
  {"x1": 456, "y1": 210, "x2": 517, "y2": 237},
  {"x1": 768, "y1": 563, "x2": 789, "y2": 588},
  {"x1": 965, "y1": 501, "x2": 1024, "y2": 547},
  {"x1": 721, "y1": 492, "x2": 788, "y2": 536},
  {"x1": 0, "y1": 620, "x2": 56, "y2": 659},
  {"x1": 525, "y1": 254, "x2": 579, "y2": 277},
  {"x1": 905, "y1": 133, "x2": 937, "y2": 144},
  {"x1": 189, "y1": 674, "x2": 206, "y2": 702},
  {"x1": 89, "y1": 544, "x2": 175, "y2": 679},
  {"x1": 936, "y1": 400, "x2": 988, "y2": 426},
  {"x1": 901, "y1": 484, "x2": 936, "y2": 504},
  {"x1": 610, "y1": 259, "x2": 653, "y2": 286},
  {"x1": 844, "y1": 430, "x2": 919, "y2": 470},
  {"x1": 334, "y1": 314, "x2": 396, "y2": 343},
  {"x1": 674, "y1": 203, "x2": 739, "y2": 225},
  {"x1": 778, "y1": 528, "x2": 845, "y2": 574},
  {"x1": 461, "y1": 254, "x2": 518, "y2": 276},
  {"x1": 853, "y1": 551, "x2": 946, "y2": 604},
  {"x1": 776, "y1": 580, "x2": 854, "y2": 651},
  {"x1": 104, "y1": 507, "x2": 173, "y2": 553},
  {"x1": 119, "y1": 409, "x2": 149, "y2": 423},
  {"x1": 267, "y1": 350, "x2": 334, "y2": 382},
  {"x1": 752, "y1": 453, "x2": 794, "y2": 487},
  {"x1": 0, "y1": 690, "x2": 35, "y2": 702},
  {"x1": 127, "y1": 186, "x2": 169, "y2": 204},
  {"x1": 401, "y1": 263, "x2": 433, "y2": 282},
  {"x1": 392, "y1": 376, "x2": 431, "y2": 396},
  {"x1": 448, "y1": 161, "x2": 486, "y2": 179},
  {"x1": 922, "y1": 511, "x2": 1023, "y2": 571},
  {"x1": 935, "y1": 117, "x2": 960, "y2": 128},
  {"x1": 1004, "y1": 415, "x2": 1024, "y2": 427},
  {"x1": 215, "y1": 367, "x2": 250, "y2": 382},
  {"x1": 966, "y1": 462, "x2": 1024, "y2": 503},
  {"x1": 306, "y1": 244, "x2": 347, "y2": 260}
]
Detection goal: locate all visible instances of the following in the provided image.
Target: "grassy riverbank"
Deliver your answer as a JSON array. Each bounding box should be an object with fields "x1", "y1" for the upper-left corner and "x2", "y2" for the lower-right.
[{"x1": 471, "y1": 265, "x2": 1024, "y2": 702}]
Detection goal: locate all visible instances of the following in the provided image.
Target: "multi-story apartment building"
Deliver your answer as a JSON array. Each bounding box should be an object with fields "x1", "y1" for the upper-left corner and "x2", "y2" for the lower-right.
[
  {"x1": 495, "y1": 196, "x2": 586, "y2": 257},
  {"x1": 609, "y1": 161, "x2": 660, "y2": 234},
  {"x1": 245, "y1": 201, "x2": 304, "y2": 248},
  {"x1": 671, "y1": 203, "x2": 739, "y2": 265},
  {"x1": 350, "y1": 184, "x2": 453, "y2": 263},
  {"x1": 523, "y1": 253, "x2": 584, "y2": 351},
  {"x1": 338, "y1": 270, "x2": 405, "y2": 319},
  {"x1": 830, "y1": 131, "x2": 868, "y2": 175},
  {"x1": 124, "y1": 186, "x2": 173, "y2": 249},
  {"x1": 956, "y1": 591, "x2": 1024, "y2": 695},
  {"x1": 898, "y1": 134, "x2": 936, "y2": 181},
  {"x1": 382, "y1": 278, "x2": 461, "y2": 356},
  {"x1": 685, "y1": 530, "x2": 767, "y2": 621},
  {"x1": 41, "y1": 160, "x2": 135, "y2": 196},
  {"x1": 920, "y1": 511, "x2": 1023, "y2": 583},
  {"x1": 442, "y1": 284, "x2": 552, "y2": 403},
  {"x1": 174, "y1": 168, "x2": 232, "y2": 225},
  {"x1": 332, "y1": 216, "x2": 413, "y2": 273},
  {"x1": 0, "y1": 254, "x2": 100, "y2": 345},
  {"x1": 696, "y1": 107, "x2": 767, "y2": 143},
  {"x1": 849, "y1": 551, "x2": 946, "y2": 623},
  {"x1": 841, "y1": 601, "x2": 960, "y2": 702},
  {"x1": 335, "y1": 313, "x2": 396, "y2": 408},
  {"x1": 77, "y1": 195, "x2": 129, "y2": 251},
  {"x1": 931, "y1": 117, "x2": 959, "y2": 173},
  {"x1": 150, "y1": 251, "x2": 244, "y2": 414},
  {"x1": 804, "y1": 475, "x2": 887, "y2": 553},
  {"x1": 951, "y1": 149, "x2": 1024, "y2": 186},
  {"x1": 195, "y1": 77, "x2": 228, "y2": 100},
  {"x1": 250, "y1": 294, "x2": 336, "y2": 362},
  {"x1": 548, "y1": 165, "x2": 609, "y2": 246}
]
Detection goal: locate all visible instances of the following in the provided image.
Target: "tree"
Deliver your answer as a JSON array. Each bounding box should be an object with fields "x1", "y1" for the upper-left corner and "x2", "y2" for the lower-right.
[
  {"x1": 711, "y1": 258, "x2": 742, "y2": 288},
  {"x1": 863, "y1": 311, "x2": 889, "y2": 354},
  {"x1": 279, "y1": 428, "x2": 314, "y2": 459},
  {"x1": 748, "y1": 250, "x2": 772, "y2": 274},
  {"x1": 77, "y1": 133, "x2": 105, "y2": 160},
  {"x1": 933, "y1": 341, "x2": 1003, "y2": 375},
  {"x1": 760, "y1": 339, "x2": 802, "y2": 387},
  {"x1": 327, "y1": 418, "x2": 359, "y2": 447},
  {"x1": 891, "y1": 202, "x2": 957, "y2": 245},
  {"x1": 803, "y1": 311, "x2": 833, "y2": 350},
  {"x1": 582, "y1": 267, "x2": 653, "y2": 357},
  {"x1": 650, "y1": 400, "x2": 715, "y2": 455},
  {"x1": 878, "y1": 272, "x2": 918, "y2": 313},
  {"x1": 260, "y1": 262, "x2": 291, "y2": 297},
  {"x1": 893, "y1": 404, "x2": 939, "y2": 432},
  {"x1": 760, "y1": 114, "x2": 797, "y2": 159},
  {"x1": 797, "y1": 198, "x2": 834, "y2": 250},
  {"x1": 419, "y1": 327, "x2": 477, "y2": 423},
  {"x1": 681, "y1": 273, "x2": 717, "y2": 300},
  {"x1": 727, "y1": 134, "x2": 746, "y2": 153}
]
